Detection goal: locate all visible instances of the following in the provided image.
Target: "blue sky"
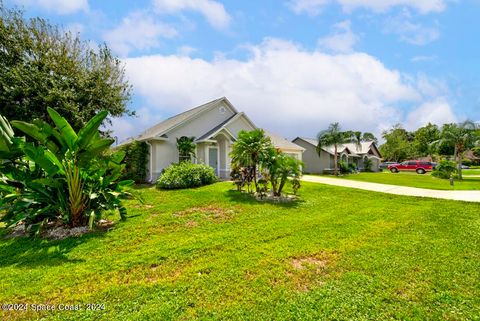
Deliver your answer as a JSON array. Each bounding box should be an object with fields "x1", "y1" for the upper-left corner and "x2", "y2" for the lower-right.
[{"x1": 6, "y1": 0, "x2": 480, "y2": 141}]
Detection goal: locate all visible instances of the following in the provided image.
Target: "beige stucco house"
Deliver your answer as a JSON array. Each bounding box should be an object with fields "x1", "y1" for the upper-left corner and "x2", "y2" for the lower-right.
[
  {"x1": 121, "y1": 97, "x2": 304, "y2": 182},
  {"x1": 292, "y1": 137, "x2": 382, "y2": 173}
]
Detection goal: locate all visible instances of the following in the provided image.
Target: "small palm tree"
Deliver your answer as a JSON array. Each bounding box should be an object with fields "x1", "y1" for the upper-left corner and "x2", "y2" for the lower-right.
[
  {"x1": 230, "y1": 129, "x2": 273, "y2": 192},
  {"x1": 176, "y1": 136, "x2": 196, "y2": 162},
  {"x1": 435, "y1": 121, "x2": 478, "y2": 180},
  {"x1": 317, "y1": 123, "x2": 356, "y2": 176}
]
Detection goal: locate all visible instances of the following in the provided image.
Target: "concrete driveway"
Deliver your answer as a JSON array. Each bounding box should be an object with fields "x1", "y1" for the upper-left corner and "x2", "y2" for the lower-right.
[{"x1": 302, "y1": 175, "x2": 480, "y2": 203}]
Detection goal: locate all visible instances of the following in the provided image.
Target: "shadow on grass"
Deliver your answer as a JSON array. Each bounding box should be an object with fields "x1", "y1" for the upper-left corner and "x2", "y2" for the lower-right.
[
  {"x1": 0, "y1": 230, "x2": 107, "y2": 268},
  {"x1": 224, "y1": 190, "x2": 305, "y2": 208}
]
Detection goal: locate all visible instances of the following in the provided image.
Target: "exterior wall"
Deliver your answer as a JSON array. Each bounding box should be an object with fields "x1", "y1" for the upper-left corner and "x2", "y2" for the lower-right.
[
  {"x1": 292, "y1": 139, "x2": 331, "y2": 173},
  {"x1": 151, "y1": 140, "x2": 177, "y2": 181},
  {"x1": 168, "y1": 102, "x2": 236, "y2": 139},
  {"x1": 281, "y1": 149, "x2": 303, "y2": 163},
  {"x1": 225, "y1": 116, "x2": 256, "y2": 137},
  {"x1": 215, "y1": 133, "x2": 230, "y2": 179}
]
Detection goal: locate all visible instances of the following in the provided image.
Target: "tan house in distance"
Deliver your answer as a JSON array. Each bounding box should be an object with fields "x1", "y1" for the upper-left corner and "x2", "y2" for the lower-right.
[
  {"x1": 120, "y1": 97, "x2": 304, "y2": 182},
  {"x1": 292, "y1": 137, "x2": 382, "y2": 173}
]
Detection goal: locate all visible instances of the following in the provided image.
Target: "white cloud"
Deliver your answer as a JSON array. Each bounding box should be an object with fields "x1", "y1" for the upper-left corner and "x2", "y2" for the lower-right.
[
  {"x1": 288, "y1": 0, "x2": 446, "y2": 14},
  {"x1": 318, "y1": 20, "x2": 359, "y2": 53},
  {"x1": 13, "y1": 0, "x2": 89, "y2": 14},
  {"x1": 288, "y1": 0, "x2": 329, "y2": 15},
  {"x1": 385, "y1": 12, "x2": 440, "y2": 45},
  {"x1": 103, "y1": 11, "x2": 177, "y2": 57},
  {"x1": 106, "y1": 38, "x2": 450, "y2": 142},
  {"x1": 405, "y1": 98, "x2": 457, "y2": 130},
  {"x1": 153, "y1": 0, "x2": 231, "y2": 29}
]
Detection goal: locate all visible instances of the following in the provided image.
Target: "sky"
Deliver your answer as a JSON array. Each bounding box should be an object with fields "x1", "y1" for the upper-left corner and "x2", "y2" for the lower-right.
[{"x1": 6, "y1": 0, "x2": 480, "y2": 142}]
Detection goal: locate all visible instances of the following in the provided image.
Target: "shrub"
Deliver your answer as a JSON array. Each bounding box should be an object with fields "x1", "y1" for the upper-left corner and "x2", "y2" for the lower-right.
[
  {"x1": 432, "y1": 160, "x2": 457, "y2": 179},
  {"x1": 119, "y1": 141, "x2": 149, "y2": 183},
  {"x1": 157, "y1": 162, "x2": 217, "y2": 189},
  {"x1": 338, "y1": 161, "x2": 349, "y2": 174},
  {"x1": 363, "y1": 158, "x2": 373, "y2": 172}
]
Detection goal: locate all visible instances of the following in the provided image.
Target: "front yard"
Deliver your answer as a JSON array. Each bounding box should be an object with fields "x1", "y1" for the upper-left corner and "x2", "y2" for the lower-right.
[
  {"x1": 335, "y1": 171, "x2": 480, "y2": 190},
  {"x1": 1, "y1": 182, "x2": 479, "y2": 320}
]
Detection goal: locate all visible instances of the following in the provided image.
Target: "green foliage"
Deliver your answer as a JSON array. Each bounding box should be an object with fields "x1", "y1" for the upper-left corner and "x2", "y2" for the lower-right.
[
  {"x1": 338, "y1": 160, "x2": 349, "y2": 174},
  {"x1": 176, "y1": 136, "x2": 196, "y2": 162},
  {"x1": 262, "y1": 149, "x2": 303, "y2": 196},
  {"x1": 156, "y1": 162, "x2": 217, "y2": 189},
  {"x1": 119, "y1": 141, "x2": 149, "y2": 183},
  {"x1": 432, "y1": 160, "x2": 457, "y2": 179},
  {"x1": 379, "y1": 124, "x2": 415, "y2": 162},
  {"x1": 363, "y1": 158, "x2": 373, "y2": 172},
  {"x1": 434, "y1": 121, "x2": 478, "y2": 180},
  {"x1": 0, "y1": 5, "x2": 132, "y2": 131},
  {"x1": 413, "y1": 123, "x2": 440, "y2": 157},
  {"x1": 230, "y1": 129, "x2": 274, "y2": 192},
  {"x1": 0, "y1": 109, "x2": 135, "y2": 234},
  {"x1": 317, "y1": 123, "x2": 359, "y2": 176}
]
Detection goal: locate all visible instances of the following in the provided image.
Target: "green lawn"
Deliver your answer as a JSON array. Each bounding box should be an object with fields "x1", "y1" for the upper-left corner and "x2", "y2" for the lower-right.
[
  {"x1": 1, "y1": 182, "x2": 479, "y2": 320},
  {"x1": 335, "y1": 172, "x2": 480, "y2": 190},
  {"x1": 463, "y1": 169, "x2": 480, "y2": 175}
]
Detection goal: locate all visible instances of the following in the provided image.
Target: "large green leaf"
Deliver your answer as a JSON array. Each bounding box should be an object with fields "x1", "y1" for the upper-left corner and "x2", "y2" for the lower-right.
[
  {"x1": 11, "y1": 120, "x2": 60, "y2": 153},
  {"x1": 86, "y1": 138, "x2": 115, "y2": 155},
  {"x1": 77, "y1": 111, "x2": 108, "y2": 150},
  {"x1": 47, "y1": 107, "x2": 78, "y2": 150},
  {"x1": 23, "y1": 144, "x2": 60, "y2": 176}
]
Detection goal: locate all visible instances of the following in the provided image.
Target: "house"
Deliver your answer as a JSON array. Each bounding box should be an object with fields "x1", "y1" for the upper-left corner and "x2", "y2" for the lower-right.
[
  {"x1": 292, "y1": 137, "x2": 382, "y2": 173},
  {"x1": 121, "y1": 97, "x2": 305, "y2": 182}
]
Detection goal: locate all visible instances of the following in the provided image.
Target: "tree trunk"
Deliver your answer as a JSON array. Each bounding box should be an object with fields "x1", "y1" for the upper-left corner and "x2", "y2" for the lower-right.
[
  {"x1": 253, "y1": 164, "x2": 258, "y2": 192},
  {"x1": 456, "y1": 147, "x2": 463, "y2": 180},
  {"x1": 278, "y1": 175, "x2": 287, "y2": 196},
  {"x1": 334, "y1": 145, "x2": 338, "y2": 176}
]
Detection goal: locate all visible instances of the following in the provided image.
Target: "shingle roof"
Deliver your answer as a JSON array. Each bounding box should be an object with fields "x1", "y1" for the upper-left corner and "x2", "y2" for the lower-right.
[
  {"x1": 119, "y1": 97, "x2": 232, "y2": 145},
  {"x1": 265, "y1": 131, "x2": 305, "y2": 152}
]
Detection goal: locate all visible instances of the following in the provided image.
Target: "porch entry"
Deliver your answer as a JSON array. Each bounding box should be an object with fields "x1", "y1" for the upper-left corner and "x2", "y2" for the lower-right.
[{"x1": 208, "y1": 147, "x2": 218, "y2": 175}]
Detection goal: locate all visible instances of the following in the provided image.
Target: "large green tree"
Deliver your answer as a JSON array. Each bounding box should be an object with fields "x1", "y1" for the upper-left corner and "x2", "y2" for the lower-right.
[
  {"x1": 412, "y1": 123, "x2": 440, "y2": 158},
  {"x1": 0, "y1": 4, "x2": 133, "y2": 131},
  {"x1": 379, "y1": 124, "x2": 414, "y2": 162}
]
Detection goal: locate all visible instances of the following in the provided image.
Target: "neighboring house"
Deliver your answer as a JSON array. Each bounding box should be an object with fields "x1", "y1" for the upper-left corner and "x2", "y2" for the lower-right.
[
  {"x1": 120, "y1": 97, "x2": 304, "y2": 182},
  {"x1": 292, "y1": 137, "x2": 382, "y2": 173}
]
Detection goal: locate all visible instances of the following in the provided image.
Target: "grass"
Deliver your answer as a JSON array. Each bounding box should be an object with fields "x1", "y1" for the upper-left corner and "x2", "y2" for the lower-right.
[
  {"x1": 463, "y1": 169, "x2": 480, "y2": 175},
  {"x1": 334, "y1": 171, "x2": 480, "y2": 190},
  {"x1": 1, "y1": 182, "x2": 479, "y2": 320}
]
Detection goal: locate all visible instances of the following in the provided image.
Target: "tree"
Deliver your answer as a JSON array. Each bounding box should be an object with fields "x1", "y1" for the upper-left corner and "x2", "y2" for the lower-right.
[
  {"x1": 316, "y1": 123, "x2": 356, "y2": 176},
  {"x1": 379, "y1": 124, "x2": 414, "y2": 162},
  {"x1": 413, "y1": 123, "x2": 440, "y2": 158},
  {"x1": 0, "y1": 5, "x2": 133, "y2": 131},
  {"x1": 434, "y1": 121, "x2": 478, "y2": 180},
  {"x1": 230, "y1": 129, "x2": 274, "y2": 193},
  {"x1": 176, "y1": 136, "x2": 196, "y2": 162},
  {"x1": 262, "y1": 149, "x2": 303, "y2": 196}
]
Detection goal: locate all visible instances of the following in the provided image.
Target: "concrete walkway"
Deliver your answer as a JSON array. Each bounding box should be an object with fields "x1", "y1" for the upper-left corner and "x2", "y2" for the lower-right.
[{"x1": 302, "y1": 175, "x2": 480, "y2": 203}]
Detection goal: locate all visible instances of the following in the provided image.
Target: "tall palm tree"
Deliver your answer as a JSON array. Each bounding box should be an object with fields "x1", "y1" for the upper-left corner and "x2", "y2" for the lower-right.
[
  {"x1": 435, "y1": 121, "x2": 478, "y2": 180},
  {"x1": 230, "y1": 129, "x2": 273, "y2": 192},
  {"x1": 317, "y1": 123, "x2": 356, "y2": 176},
  {"x1": 350, "y1": 131, "x2": 378, "y2": 151}
]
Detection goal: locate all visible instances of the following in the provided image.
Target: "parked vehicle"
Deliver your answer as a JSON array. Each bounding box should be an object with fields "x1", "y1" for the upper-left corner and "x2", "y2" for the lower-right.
[{"x1": 387, "y1": 161, "x2": 435, "y2": 174}]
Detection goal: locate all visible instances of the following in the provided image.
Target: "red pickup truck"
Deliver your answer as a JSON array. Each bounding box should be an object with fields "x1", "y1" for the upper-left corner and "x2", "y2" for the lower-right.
[{"x1": 387, "y1": 161, "x2": 435, "y2": 174}]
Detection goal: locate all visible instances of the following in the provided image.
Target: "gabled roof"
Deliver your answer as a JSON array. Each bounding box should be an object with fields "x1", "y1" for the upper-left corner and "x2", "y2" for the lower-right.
[
  {"x1": 195, "y1": 112, "x2": 256, "y2": 142},
  {"x1": 293, "y1": 137, "x2": 378, "y2": 156},
  {"x1": 124, "y1": 97, "x2": 237, "y2": 143},
  {"x1": 265, "y1": 131, "x2": 305, "y2": 152}
]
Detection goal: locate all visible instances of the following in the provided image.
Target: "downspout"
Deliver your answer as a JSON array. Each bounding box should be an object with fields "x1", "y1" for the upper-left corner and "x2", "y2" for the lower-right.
[{"x1": 145, "y1": 140, "x2": 153, "y2": 183}]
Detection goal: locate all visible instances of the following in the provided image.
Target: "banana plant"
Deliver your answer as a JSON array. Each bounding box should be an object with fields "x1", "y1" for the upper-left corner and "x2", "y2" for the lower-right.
[{"x1": 0, "y1": 108, "x2": 136, "y2": 234}]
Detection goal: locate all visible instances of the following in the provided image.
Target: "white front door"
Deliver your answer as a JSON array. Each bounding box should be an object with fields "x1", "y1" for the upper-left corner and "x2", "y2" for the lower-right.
[{"x1": 208, "y1": 147, "x2": 218, "y2": 175}]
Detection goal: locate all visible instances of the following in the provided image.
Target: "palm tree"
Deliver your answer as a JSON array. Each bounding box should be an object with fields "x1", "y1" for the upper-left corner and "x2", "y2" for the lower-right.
[
  {"x1": 317, "y1": 123, "x2": 356, "y2": 176},
  {"x1": 230, "y1": 129, "x2": 273, "y2": 192},
  {"x1": 435, "y1": 121, "x2": 478, "y2": 180},
  {"x1": 176, "y1": 136, "x2": 196, "y2": 162},
  {"x1": 350, "y1": 131, "x2": 378, "y2": 151}
]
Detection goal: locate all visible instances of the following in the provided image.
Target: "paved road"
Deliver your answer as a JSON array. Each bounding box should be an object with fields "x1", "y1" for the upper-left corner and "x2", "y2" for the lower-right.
[{"x1": 302, "y1": 175, "x2": 480, "y2": 203}]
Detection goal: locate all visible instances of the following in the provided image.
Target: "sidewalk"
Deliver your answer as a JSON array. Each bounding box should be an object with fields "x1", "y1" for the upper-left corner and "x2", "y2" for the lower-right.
[{"x1": 302, "y1": 175, "x2": 480, "y2": 203}]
